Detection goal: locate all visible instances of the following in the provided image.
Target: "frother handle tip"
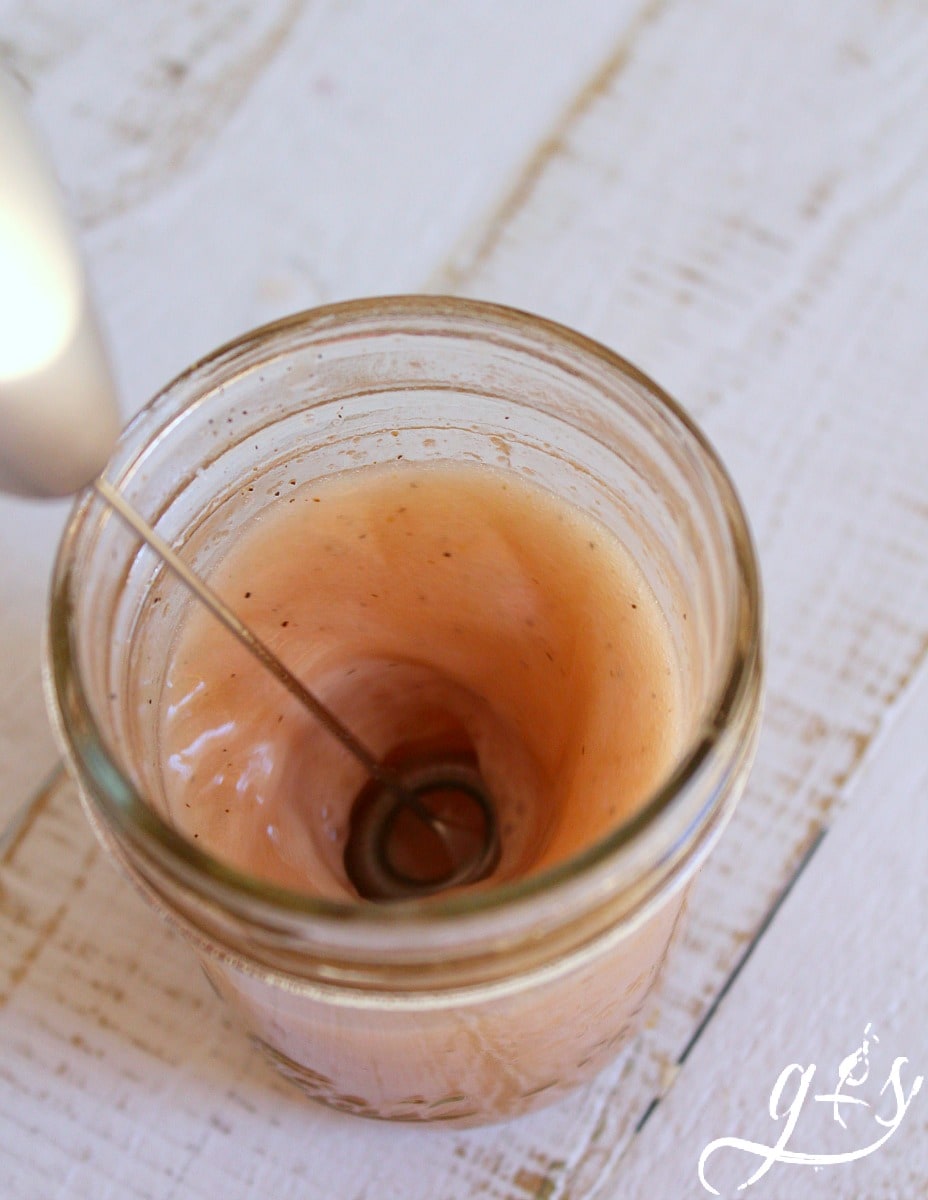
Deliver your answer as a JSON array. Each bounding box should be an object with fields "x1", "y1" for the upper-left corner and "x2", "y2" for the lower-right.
[{"x1": 0, "y1": 70, "x2": 120, "y2": 498}]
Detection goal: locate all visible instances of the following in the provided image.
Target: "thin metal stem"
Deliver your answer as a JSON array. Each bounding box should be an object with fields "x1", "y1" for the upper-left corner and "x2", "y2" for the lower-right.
[
  {"x1": 92, "y1": 478, "x2": 500, "y2": 892},
  {"x1": 94, "y1": 476, "x2": 407, "y2": 795}
]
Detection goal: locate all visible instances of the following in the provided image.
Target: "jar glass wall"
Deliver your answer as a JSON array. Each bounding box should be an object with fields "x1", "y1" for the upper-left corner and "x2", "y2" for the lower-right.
[{"x1": 46, "y1": 297, "x2": 762, "y2": 1124}]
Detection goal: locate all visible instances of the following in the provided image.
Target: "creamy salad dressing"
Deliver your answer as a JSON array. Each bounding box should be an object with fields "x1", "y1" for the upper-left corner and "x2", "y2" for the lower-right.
[{"x1": 159, "y1": 462, "x2": 683, "y2": 900}]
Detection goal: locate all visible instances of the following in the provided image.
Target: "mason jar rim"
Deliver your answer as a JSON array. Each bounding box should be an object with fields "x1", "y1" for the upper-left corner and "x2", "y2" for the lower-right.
[{"x1": 46, "y1": 294, "x2": 762, "y2": 939}]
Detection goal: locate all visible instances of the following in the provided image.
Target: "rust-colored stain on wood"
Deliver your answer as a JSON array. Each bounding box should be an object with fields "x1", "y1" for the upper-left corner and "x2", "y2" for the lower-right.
[{"x1": 511, "y1": 1167, "x2": 562, "y2": 1200}]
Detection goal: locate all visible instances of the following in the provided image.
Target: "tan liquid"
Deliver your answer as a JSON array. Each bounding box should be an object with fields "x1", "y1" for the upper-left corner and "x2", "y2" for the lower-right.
[{"x1": 159, "y1": 462, "x2": 682, "y2": 900}]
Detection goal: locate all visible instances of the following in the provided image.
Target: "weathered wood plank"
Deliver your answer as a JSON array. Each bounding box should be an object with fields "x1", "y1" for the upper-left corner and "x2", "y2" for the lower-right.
[
  {"x1": 424, "y1": 0, "x2": 928, "y2": 1192},
  {"x1": 617, "y1": 658, "x2": 928, "y2": 1198}
]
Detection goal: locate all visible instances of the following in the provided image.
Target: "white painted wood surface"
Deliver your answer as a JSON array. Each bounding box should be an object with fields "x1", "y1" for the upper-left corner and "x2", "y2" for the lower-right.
[{"x1": 1, "y1": 3, "x2": 926, "y2": 1197}]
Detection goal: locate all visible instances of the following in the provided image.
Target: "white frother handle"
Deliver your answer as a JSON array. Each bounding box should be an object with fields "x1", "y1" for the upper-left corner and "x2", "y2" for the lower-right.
[{"x1": 0, "y1": 71, "x2": 120, "y2": 498}]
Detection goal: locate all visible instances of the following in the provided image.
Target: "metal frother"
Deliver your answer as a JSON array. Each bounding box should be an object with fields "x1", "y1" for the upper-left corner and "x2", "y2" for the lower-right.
[{"x1": 0, "y1": 72, "x2": 499, "y2": 899}]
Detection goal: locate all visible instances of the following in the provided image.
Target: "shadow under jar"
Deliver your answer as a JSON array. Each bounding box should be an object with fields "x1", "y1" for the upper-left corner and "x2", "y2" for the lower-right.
[{"x1": 46, "y1": 296, "x2": 763, "y2": 1125}]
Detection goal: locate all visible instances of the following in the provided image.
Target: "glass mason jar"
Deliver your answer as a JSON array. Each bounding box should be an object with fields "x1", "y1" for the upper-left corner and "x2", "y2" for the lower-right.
[{"x1": 46, "y1": 296, "x2": 763, "y2": 1125}]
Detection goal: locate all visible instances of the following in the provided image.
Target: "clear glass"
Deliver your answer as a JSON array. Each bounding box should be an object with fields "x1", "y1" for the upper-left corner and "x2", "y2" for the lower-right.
[{"x1": 46, "y1": 296, "x2": 763, "y2": 1124}]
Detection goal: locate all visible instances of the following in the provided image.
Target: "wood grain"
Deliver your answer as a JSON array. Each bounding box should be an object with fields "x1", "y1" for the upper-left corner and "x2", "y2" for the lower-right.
[{"x1": 618, "y1": 661, "x2": 928, "y2": 1198}]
